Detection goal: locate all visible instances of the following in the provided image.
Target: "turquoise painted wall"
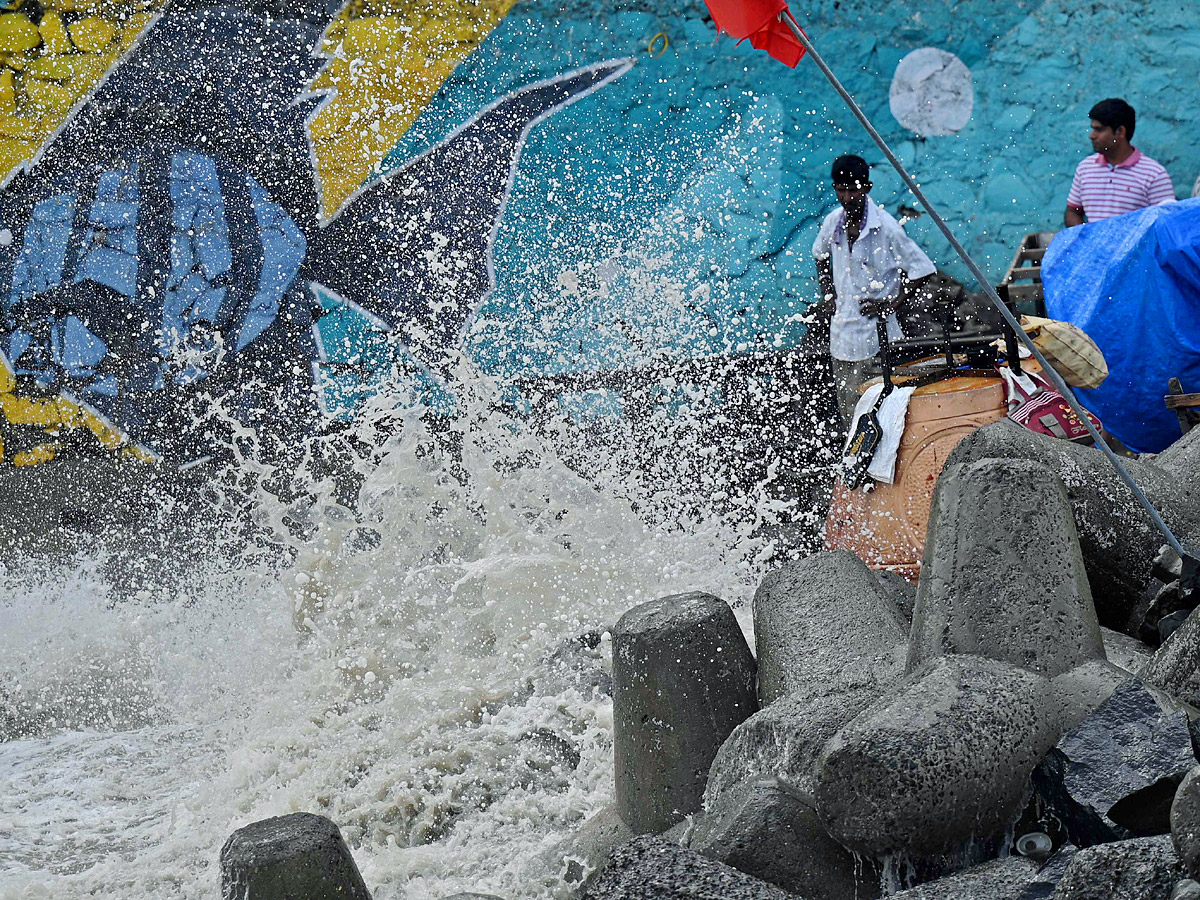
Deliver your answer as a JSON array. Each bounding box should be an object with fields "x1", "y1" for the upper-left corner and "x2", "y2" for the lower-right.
[{"x1": 377, "y1": 0, "x2": 1200, "y2": 381}]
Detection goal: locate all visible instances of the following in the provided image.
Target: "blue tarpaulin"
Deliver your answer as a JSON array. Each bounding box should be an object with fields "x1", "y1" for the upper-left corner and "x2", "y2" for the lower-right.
[{"x1": 1043, "y1": 197, "x2": 1200, "y2": 453}]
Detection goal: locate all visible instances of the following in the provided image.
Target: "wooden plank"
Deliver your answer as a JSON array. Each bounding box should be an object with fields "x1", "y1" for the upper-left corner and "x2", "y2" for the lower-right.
[
  {"x1": 1007, "y1": 266, "x2": 1043, "y2": 280},
  {"x1": 1165, "y1": 392, "x2": 1200, "y2": 410},
  {"x1": 1003, "y1": 283, "x2": 1044, "y2": 302},
  {"x1": 1023, "y1": 248, "x2": 1047, "y2": 261}
]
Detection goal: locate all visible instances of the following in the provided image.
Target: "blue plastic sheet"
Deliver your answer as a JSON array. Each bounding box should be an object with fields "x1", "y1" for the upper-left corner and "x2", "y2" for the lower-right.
[{"x1": 1043, "y1": 198, "x2": 1200, "y2": 453}]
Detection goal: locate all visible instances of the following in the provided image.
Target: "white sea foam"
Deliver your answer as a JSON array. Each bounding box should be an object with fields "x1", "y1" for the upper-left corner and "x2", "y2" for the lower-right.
[{"x1": 0, "y1": 359, "x2": 798, "y2": 899}]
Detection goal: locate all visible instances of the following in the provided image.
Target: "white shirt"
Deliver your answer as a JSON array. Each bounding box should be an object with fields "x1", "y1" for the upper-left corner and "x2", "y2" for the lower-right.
[{"x1": 812, "y1": 198, "x2": 937, "y2": 361}]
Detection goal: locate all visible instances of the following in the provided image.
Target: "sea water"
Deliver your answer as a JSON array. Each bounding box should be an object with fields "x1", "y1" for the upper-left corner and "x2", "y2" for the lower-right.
[{"x1": 0, "y1": 366, "x2": 795, "y2": 899}]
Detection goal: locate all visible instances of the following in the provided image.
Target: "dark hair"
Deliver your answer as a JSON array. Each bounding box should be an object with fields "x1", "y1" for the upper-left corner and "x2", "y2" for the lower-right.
[
  {"x1": 831, "y1": 154, "x2": 871, "y2": 187},
  {"x1": 1089, "y1": 98, "x2": 1136, "y2": 140}
]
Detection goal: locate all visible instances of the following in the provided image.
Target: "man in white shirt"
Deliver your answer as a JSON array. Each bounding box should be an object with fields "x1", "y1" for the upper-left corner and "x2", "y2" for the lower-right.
[{"x1": 812, "y1": 155, "x2": 937, "y2": 426}]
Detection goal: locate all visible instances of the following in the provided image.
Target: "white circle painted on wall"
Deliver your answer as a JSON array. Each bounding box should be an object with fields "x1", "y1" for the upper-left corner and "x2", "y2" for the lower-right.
[{"x1": 890, "y1": 48, "x2": 974, "y2": 137}]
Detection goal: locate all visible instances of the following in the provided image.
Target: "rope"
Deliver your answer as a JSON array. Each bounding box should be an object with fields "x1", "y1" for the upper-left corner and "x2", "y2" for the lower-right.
[{"x1": 780, "y1": 11, "x2": 1187, "y2": 557}]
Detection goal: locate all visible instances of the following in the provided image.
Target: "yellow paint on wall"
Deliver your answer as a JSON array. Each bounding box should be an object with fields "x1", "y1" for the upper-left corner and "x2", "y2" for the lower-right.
[
  {"x1": 0, "y1": 0, "x2": 517, "y2": 465},
  {"x1": 310, "y1": 0, "x2": 517, "y2": 216},
  {"x1": 0, "y1": 5, "x2": 156, "y2": 182}
]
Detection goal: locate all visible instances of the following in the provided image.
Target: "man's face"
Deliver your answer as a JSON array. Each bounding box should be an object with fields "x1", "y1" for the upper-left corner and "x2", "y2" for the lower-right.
[
  {"x1": 834, "y1": 181, "x2": 871, "y2": 217},
  {"x1": 1089, "y1": 120, "x2": 1125, "y2": 155}
]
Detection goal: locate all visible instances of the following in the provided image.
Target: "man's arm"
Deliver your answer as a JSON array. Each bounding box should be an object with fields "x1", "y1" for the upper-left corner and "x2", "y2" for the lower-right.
[
  {"x1": 1064, "y1": 206, "x2": 1085, "y2": 227},
  {"x1": 815, "y1": 256, "x2": 837, "y2": 306}
]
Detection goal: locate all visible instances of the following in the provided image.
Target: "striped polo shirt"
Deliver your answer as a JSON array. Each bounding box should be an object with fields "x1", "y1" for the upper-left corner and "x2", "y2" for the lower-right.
[{"x1": 1067, "y1": 148, "x2": 1176, "y2": 222}]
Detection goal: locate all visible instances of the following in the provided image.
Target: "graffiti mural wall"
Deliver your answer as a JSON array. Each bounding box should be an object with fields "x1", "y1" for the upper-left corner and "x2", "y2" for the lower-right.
[{"x1": 0, "y1": 0, "x2": 1196, "y2": 467}]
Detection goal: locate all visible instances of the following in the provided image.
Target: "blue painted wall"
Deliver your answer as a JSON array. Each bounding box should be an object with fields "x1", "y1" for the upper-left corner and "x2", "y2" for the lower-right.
[{"x1": 378, "y1": 0, "x2": 1200, "y2": 380}]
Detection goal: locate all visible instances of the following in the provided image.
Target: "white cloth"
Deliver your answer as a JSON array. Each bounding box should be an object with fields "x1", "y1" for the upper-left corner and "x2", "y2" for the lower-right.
[
  {"x1": 812, "y1": 198, "x2": 937, "y2": 362},
  {"x1": 843, "y1": 382, "x2": 916, "y2": 485}
]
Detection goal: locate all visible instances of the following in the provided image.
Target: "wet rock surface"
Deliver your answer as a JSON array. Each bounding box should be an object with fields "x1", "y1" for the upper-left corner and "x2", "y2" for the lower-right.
[
  {"x1": 1034, "y1": 679, "x2": 1198, "y2": 847},
  {"x1": 753, "y1": 550, "x2": 907, "y2": 705},
  {"x1": 908, "y1": 457, "x2": 1103, "y2": 678},
  {"x1": 219, "y1": 812, "x2": 372, "y2": 900},
  {"x1": 1050, "y1": 834, "x2": 1185, "y2": 900},
  {"x1": 580, "y1": 835, "x2": 800, "y2": 900},
  {"x1": 612, "y1": 592, "x2": 757, "y2": 834},
  {"x1": 814, "y1": 655, "x2": 1057, "y2": 858},
  {"x1": 545, "y1": 804, "x2": 634, "y2": 889},
  {"x1": 690, "y1": 777, "x2": 872, "y2": 900},
  {"x1": 1145, "y1": 608, "x2": 1200, "y2": 710},
  {"x1": 704, "y1": 679, "x2": 882, "y2": 805},
  {"x1": 1172, "y1": 766, "x2": 1200, "y2": 880},
  {"x1": 593, "y1": 420, "x2": 1200, "y2": 900},
  {"x1": 887, "y1": 855, "x2": 1039, "y2": 899}
]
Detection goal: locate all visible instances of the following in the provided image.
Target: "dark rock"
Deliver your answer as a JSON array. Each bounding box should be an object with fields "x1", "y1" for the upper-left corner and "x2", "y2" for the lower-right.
[
  {"x1": 946, "y1": 420, "x2": 1200, "y2": 632},
  {"x1": 581, "y1": 835, "x2": 798, "y2": 900},
  {"x1": 908, "y1": 457, "x2": 1104, "y2": 678},
  {"x1": 814, "y1": 655, "x2": 1056, "y2": 859},
  {"x1": 705, "y1": 680, "x2": 882, "y2": 805},
  {"x1": 612, "y1": 592, "x2": 758, "y2": 834},
  {"x1": 1016, "y1": 845, "x2": 1079, "y2": 900},
  {"x1": 1033, "y1": 679, "x2": 1196, "y2": 848},
  {"x1": 691, "y1": 777, "x2": 874, "y2": 900},
  {"x1": 1171, "y1": 766, "x2": 1200, "y2": 879},
  {"x1": 1050, "y1": 834, "x2": 1184, "y2": 900},
  {"x1": 519, "y1": 728, "x2": 581, "y2": 772},
  {"x1": 887, "y1": 855, "x2": 1039, "y2": 899},
  {"x1": 219, "y1": 813, "x2": 372, "y2": 900},
  {"x1": 753, "y1": 550, "x2": 907, "y2": 706}
]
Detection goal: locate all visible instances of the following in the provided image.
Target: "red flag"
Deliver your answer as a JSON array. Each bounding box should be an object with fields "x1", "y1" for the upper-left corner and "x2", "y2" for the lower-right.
[{"x1": 703, "y1": 0, "x2": 808, "y2": 68}]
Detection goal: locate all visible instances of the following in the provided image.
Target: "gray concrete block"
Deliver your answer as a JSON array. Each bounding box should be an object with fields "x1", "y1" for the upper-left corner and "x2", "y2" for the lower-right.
[
  {"x1": 1050, "y1": 834, "x2": 1184, "y2": 900},
  {"x1": 581, "y1": 835, "x2": 799, "y2": 900},
  {"x1": 219, "y1": 813, "x2": 371, "y2": 900},
  {"x1": 888, "y1": 855, "x2": 1039, "y2": 899},
  {"x1": 1171, "y1": 766, "x2": 1200, "y2": 879},
  {"x1": 1049, "y1": 660, "x2": 1128, "y2": 734},
  {"x1": 543, "y1": 805, "x2": 634, "y2": 890},
  {"x1": 705, "y1": 680, "x2": 882, "y2": 806},
  {"x1": 753, "y1": 550, "x2": 907, "y2": 706},
  {"x1": 691, "y1": 777, "x2": 873, "y2": 900},
  {"x1": 877, "y1": 568, "x2": 917, "y2": 626},
  {"x1": 613, "y1": 592, "x2": 758, "y2": 835},
  {"x1": 909, "y1": 457, "x2": 1104, "y2": 678},
  {"x1": 1105, "y1": 628, "x2": 1155, "y2": 676},
  {"x1": 814, "y1": 655, "x2": 1057, "y2": 858},
  {"x1": 1145, "y1": 613, "x2": 1200, "y2": 709},
  {"x1": 946, "y1": 420, "x2": 1200, "y2": 632}
]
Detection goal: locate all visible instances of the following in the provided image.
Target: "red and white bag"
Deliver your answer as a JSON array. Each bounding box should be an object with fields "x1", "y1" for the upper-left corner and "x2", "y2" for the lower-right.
[{"x1": 998, "y1": 366, "x2": 1101, "y2": 444}]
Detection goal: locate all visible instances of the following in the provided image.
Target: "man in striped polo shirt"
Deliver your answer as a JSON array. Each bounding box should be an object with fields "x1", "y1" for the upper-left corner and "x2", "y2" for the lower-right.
[{"x1": 1064, "y1": 98, "x2": 1175, "y2": 226}]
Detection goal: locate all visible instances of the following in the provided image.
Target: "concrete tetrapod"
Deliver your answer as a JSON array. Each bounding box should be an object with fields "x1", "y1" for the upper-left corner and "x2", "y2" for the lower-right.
[
  {"x1": 691, "y1": 777, "x2": 874, "y2": 900},
  {"x1": 814, "y1": 655, "x2": 1058, "y2": 860},
  {"x1": 1051, "y1": 834, "x2": 1185, "y2": 899},
  {"x1": 582, "y1": 836, "x2": 799, "y2": 900},
  {"x1": 945, "y1": 420, "x2": 1200, "y2": 631},
  {"x1": 754, "y1": 550, "x2": 908, "y2": 705},
  {"x1": 219, "y1": 812, "x2": 371, "y2": 900},
  {"x1": 612, "y1": 592, "x2": 757, "y2": 834},
  {"x1": 908, "y1": 457, "x2": 1105, "y2": 678}
]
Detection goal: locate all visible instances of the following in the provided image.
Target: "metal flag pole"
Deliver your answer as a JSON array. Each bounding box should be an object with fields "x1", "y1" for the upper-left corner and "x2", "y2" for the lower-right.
[{"x1": 780, "y1": 11, "x2": 1187, "y2": 557}]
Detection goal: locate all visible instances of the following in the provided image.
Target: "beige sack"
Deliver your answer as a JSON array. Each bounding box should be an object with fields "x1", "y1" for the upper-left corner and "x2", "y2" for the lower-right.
[{"x1": 1020, "y1": 315, "x2": 1109, "y2": 389}]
